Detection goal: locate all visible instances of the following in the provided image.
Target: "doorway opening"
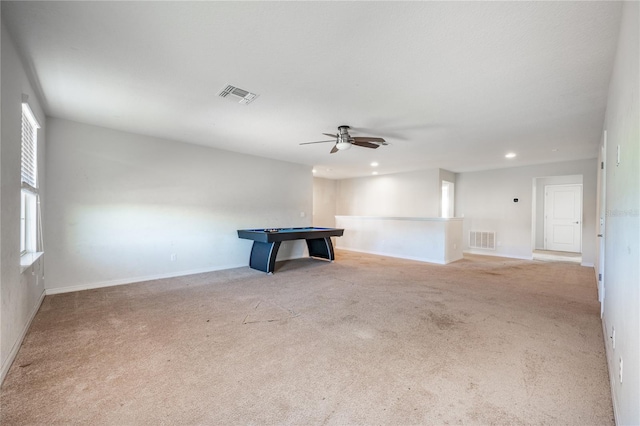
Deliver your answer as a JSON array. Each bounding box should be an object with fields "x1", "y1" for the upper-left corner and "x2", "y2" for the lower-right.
[{"x1": 441, "y1": 181, "x2": 454, "y2": 218}]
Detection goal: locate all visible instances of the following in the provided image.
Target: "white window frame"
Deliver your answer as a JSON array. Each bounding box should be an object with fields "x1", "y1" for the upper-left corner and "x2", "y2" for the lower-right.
[
  {"x1": 20, "y1": 189, "x2": 37, "y2": 254},
  {"x1": 21, "y1": 102, "x2": 41, "y2": 259}
]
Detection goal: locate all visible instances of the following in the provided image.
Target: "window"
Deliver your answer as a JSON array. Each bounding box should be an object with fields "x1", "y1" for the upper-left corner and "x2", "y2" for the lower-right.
[{"x1": 21, "y1": 102, "x2": 40, "y2": 256}]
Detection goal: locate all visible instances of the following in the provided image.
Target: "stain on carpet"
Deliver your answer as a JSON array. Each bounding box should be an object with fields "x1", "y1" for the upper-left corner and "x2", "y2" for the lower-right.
[
  {"x1": 427, "y1": 311, "x2": 462, "y2": 330},
  {"x1": 242, "y1": 300, "x2": 299, "y2": 324},
  {"x1": 522, "y1": 349, "x2": 546, "y2": 397}
]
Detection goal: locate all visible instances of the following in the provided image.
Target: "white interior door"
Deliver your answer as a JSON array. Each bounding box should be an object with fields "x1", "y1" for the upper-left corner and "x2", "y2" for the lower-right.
[{"x1": 544, "y1": 184, "x2": 582, "y2": 252}]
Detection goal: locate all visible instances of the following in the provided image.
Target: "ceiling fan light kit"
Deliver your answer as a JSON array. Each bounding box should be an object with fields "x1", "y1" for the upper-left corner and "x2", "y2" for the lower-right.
[
  {"x1": 300, "y1": 125, "x2": 387, "y2": 154},
  {"x1": 336, "y1": 140, "x2": 352, "y2": 150}
]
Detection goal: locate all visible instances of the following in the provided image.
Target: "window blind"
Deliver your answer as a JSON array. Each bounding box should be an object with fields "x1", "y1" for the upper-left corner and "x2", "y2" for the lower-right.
[{"x1": 21, "y1": 103, "x2": 40, "y2": 189}]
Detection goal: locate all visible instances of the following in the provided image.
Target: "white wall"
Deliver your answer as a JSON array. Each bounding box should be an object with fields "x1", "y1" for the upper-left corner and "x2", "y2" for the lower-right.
[
  {"x1": 600, "y1": 2, "x2": 639, "y2": 423},
  {"x1": 336, "y1": 216, "x2": 463, "y2": 265},
  {"x1": 0, "y1": 22, "x2": 47, "y2": 383},
  {"x1": 336, "y1": 169, "x2": 442, "y2": 217},
  {"x1": 312, "y1": 177, "x2": 337, "y2": 228},
  {"x1": 456, "y1": 160, "x2": 597, "y2": 264},
  {"x1": 44, "y1": 118, "x2": 312, "y2": 292}
]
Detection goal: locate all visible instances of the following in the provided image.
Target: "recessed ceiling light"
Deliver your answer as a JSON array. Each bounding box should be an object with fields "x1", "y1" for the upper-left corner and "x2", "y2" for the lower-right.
[
  {"x1": 312, "y1": 169, "x2": 316, "y2": 173},
  {"x1": 505, "y1": 153, "x2": 516, "y2": 159},
  {"x1": 370, "y1": 162, "x2": 379, "y2": 167},
  {"x1": 372, "y1": 171, "x2": 378, "y2": 175}
]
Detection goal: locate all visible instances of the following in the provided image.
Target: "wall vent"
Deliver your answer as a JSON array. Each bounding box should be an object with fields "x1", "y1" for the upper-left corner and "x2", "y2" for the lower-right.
[
  {"x1": 469, "y1": 231, "x2": 496, "y2": 250},
  {"x1": 218, "y1": 85, "x2": 259, "y2": 105}
]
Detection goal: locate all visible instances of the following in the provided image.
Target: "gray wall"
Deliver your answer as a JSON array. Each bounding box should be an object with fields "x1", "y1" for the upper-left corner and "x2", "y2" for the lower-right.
[
  {"x1": 44, "y1": 118, "x2": 313, "y2": 292},
  {"x1": 455, "y1": 159, "x2": 597, "y2": 264},
  {"x1": 0, "y1": 22, "x2": 47, "y2": 382},
  {"x1": 600, "y1": 2, "x2": 639, "y2": 423}
]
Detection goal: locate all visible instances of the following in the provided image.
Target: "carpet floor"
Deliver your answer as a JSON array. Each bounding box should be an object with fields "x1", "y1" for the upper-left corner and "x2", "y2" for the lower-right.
[{"x1": 1, "y1": 251, "x2": 613, "y2": 425}]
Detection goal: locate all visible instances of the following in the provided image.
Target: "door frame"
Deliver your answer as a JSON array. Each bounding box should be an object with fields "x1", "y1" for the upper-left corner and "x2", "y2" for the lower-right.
[{"x1": 596, "y1": 130, "x2": 607, "y2": 316}]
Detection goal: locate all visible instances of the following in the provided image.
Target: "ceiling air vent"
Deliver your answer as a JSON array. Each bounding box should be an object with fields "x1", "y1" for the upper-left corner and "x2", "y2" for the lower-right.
[{"x1": 218, "y1": 84, "x2": 259, "y2": 105}]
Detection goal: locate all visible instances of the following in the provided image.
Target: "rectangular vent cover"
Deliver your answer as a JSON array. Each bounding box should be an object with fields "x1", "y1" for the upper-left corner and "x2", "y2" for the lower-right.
[
  {"x1": 469, "y1": 231, "x2": 496, "y2": 250},
  {"x1": 218, "y1": 85, "x2": 259, "y2": 105}
]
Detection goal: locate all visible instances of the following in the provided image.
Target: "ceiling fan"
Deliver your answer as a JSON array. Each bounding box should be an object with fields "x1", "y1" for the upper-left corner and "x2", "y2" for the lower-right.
[{"x1": 300, "y1": 125, "x2": 387, "y2": 154}]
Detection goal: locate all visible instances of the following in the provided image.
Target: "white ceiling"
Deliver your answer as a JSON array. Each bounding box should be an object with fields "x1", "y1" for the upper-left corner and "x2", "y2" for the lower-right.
[{"x1": 2, "y1": 1, "x2": 622, "y2": 179}]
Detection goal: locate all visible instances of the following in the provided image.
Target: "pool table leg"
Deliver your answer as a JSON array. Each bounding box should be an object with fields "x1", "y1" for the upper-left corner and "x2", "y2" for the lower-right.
[
  {"x1": 249, "y1": 241, "x2": 281, "y2": 274},
  {"x1": 306, "y1": 237, "x2": 335, "y2": 261}
]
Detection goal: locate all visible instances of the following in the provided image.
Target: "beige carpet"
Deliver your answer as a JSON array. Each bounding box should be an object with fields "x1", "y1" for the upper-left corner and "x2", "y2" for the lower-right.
[{"x1": 1, "y1": 251, "x2": 613, "y2": 425}]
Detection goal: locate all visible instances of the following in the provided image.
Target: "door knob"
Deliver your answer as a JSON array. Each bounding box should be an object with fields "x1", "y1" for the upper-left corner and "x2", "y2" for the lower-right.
[{"x1": 574, "y1": 221, "x2": 579, "y2": 224}]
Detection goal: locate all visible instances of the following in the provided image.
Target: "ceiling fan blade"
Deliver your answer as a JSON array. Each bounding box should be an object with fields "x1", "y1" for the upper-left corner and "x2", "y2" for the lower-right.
[
  {"x1": 353, "y1": 136, "x2": 386, "y2": 143},
  {"x1": 322, "y1": 133, "x2": 338, "y2": 139},
  {"x1": 330, "y1": 145, "x2": 339, "y2": 154},
  {"x1": 299, "y1": 140, "x2": 336, "y2": 145},
  {"x1": 352, "y1": 141, "x2": 380, "y2": 149}
]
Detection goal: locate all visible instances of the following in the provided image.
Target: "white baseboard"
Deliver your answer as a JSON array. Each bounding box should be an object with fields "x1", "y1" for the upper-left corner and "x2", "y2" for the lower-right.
[
  {"x1": 45, "y1": 263, "x2": 247, "y2": 295},
  {"x1": 0, "y1": 289, "x2": 46, "y2": 386},
  {"x1": 601, "y1": 318, "x2": 620, "y2": 425},
  {"x1": 44, "y1": 252, "x2": 313, "y2": 295},
  {"x1": 463, "y1": 250, "x2": 533, "y2": 260},
  {"x1": 465, "y1": 250, "x2": 594, "y2": 269},
  {"x1": 337, "y1": 246, "x2": 447, "y2": 265}
]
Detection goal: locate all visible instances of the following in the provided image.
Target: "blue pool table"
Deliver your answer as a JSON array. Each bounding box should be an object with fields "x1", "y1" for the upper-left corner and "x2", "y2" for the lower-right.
[{"x1": 237, "y1": 227, "x2": 344, "y2": 274}]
